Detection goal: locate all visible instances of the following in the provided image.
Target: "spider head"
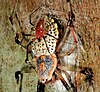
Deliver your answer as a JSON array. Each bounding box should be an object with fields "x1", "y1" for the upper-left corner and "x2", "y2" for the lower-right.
[{"x1": 36, "y1": 19, "x2": 47, "y2": 40}]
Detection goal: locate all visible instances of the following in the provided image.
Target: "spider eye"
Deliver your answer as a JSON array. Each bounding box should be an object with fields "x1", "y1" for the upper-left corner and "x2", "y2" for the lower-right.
[{"x1": 40, "y1": 25, "x2": 42, "y2": 28}]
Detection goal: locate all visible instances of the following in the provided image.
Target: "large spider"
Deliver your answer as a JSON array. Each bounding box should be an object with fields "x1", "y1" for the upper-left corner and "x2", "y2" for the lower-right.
[{"x1": 10, "y1": 0, "x2": 93, "y2": 92}]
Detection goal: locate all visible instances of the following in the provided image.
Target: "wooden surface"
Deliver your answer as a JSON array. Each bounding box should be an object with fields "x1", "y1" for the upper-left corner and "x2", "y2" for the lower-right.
[{"x1": 0, "y1": 0, "x2": 100, "y2": 92}]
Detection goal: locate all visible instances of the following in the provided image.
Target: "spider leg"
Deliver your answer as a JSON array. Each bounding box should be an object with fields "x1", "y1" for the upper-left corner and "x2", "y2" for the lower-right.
[
  {"x1": 75, "y1": 67, "x2": 94, "y2": 91},
  {"x1": 56, "y1": 25, "x2": 70, "y2": 52},
  {"x1": 55, "y1": 68, "x2": 70, "y2": 91},
  {"x1": 29, "y1": 5, "x2": 44, "y2": 26},
  {"x1": 15, "y1": 62, "x2": 36, "y2": 92},
  {"x1": 37, "y1": 80, "x2": 45, "y2": 92},
  {"x1": 15, "y1": 32, "x2": 26, "y2": 49},
  {"x1": 47, "y1": 33, "x2": 58, "y2": 40},
  {"x1": 9, "y1": 11, "x2": 35, "y2": 50},
  {"x1": 69, "y1": 27, "x2": 77, "y2": 44},
  {"x1": 80, "y1": 67, "x2": 94, "y2": 85},
  {"x1": 43, "y1": 36, "x2": 51, "y2": 54},
  {"x1": 56, "y1": 20, "x2": 76, "y2": 54},
  {"x1": 9, "y1": 3, "x2": 18, "y2": 25},
  {"x1": 15, "y1": 71, "x2": 23, "y2": 84},
  {"x1": 15, "y1": 71, "x2": 23, "y2": 92},
  {"x1": 25, "y1": 38, "x2": 36, "y2": 63},
  {"x1": 15, "y1": 31, "x2": 34, "y2": 49},
  {"x1": 9, "y1": 15, "x2": 13, "y2": 25},
  {"x1": 56, "y1": 0, "x2": 76, "y2": 50},
  {"x1": 57, "y1": 62, "x2": 77, "y2": 92},
  {"x1": 67, "y1": 1, "x2": 78, "y2": 44},
  {"x1": 62, "y1": 70, "x2": 77, "y2": 92},
  {"x1": 15, "y1": 32, "x2": 36, "y2": 64},
  {"x1": 58, "y1": 44, "x2": 77, "y2": 57},
  {"x1": 44, "y1": 68, "x2": 75, "y2": 91},
  {"x1": 58, "y1": 63, "x2": 76, "y2": 72}
]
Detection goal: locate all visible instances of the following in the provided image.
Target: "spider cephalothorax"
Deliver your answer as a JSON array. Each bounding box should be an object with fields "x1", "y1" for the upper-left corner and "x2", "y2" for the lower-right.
[{"x1": 35, "y1": 19, "x2": 47, "y2": 40}]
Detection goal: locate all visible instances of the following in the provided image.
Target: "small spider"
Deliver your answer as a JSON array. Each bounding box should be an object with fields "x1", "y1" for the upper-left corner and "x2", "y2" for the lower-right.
[{"x1": 9, "y1": 0, "x2": 94, "y2": 92}]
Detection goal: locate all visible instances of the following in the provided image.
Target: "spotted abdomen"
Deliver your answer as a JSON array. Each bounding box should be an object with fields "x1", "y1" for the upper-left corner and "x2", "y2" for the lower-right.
[{"x1": 32, "y1": 16, "x2": 59, "y2": 57}]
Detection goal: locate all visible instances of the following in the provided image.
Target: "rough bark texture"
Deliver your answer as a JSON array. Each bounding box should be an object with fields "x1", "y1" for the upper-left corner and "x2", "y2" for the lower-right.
[{"x1": 0, "y1": 0, "x2": 100, "y2": 92}]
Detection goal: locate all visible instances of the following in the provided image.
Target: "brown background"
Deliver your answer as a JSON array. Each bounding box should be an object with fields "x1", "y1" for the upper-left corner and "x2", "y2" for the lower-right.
[{"x1": 0, "y1": 0, "x2": 100, "y2": 92}]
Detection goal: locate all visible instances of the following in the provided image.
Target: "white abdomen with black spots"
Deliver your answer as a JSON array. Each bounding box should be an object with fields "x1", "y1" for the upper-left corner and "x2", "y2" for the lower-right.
[{"x1": 32, "y1": 18, "x2": 59, "y2": 57}]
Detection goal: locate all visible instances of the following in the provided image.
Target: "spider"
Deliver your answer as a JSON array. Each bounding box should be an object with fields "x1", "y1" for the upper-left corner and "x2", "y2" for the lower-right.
[{"x1": 10, "y1": 0, "x2": 94, "y2": 92}]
